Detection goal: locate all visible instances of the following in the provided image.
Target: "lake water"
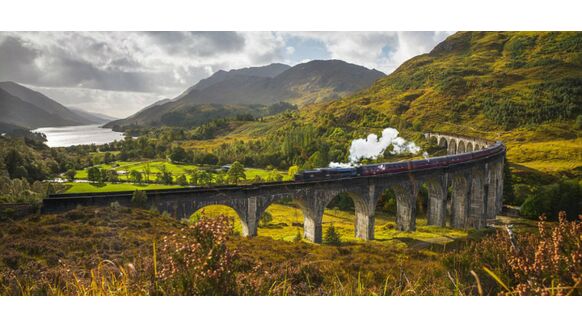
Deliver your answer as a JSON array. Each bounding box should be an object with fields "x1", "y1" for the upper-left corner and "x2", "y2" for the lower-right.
[{"x1": 33, "y1": 124, "x2": 125, "y2": 147}]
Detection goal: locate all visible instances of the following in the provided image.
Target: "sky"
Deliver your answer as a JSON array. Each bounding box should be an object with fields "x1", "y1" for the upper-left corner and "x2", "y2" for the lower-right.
[{"x1": 0, "y1": 31, "x2": 453, "y2": 118}]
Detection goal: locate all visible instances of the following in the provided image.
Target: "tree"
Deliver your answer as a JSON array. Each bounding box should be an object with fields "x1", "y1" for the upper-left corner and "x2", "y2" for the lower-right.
[
  {"x1": 324, "y1": 224, "x2": 342, "y2": 246},
  {"x1": 64, "y1": 169, "x2": 76, "y2": 182},
  {"x1": 156, "y1": 165, "x2": 173, "y2": 185},
  {"x1": 131, "y1": 189, "x2": 148, "y2": 208},
  {"x1": 4, "y1": 149, "x2": 24, "y2": 178},
  {"x1": 287, "y1": 165, "x2": 299, "y2": 178},
  {"x1": 100, "y1": 168, "x2": 109, "y2": 182},
  {"x1": 170, "y1": 146, "x2": 188, "y2": 163},
  {"x1": 267, "y1": 169, "x2": 282, "y2": 182},
  {"x1": 103, "y1": 152, "x2": 114, "y2": 164},
  {"x1": 214, "y1": 172, "x2": 227, "y2": 185},
  {"x1": 176, "y1": 174, "x2": 189, "y2": 186},
  {"x1": 304, "y1": 151, "x2": 326, "y2": 170},
  {"x1": 107, "y1": 170, "x2": 119, "y2": 182},
  {"x1": 87, "y1": 167, "x2": 101, "y2": 183},
  {"x1": 130, "y1": 170, "x2": 143, "y2": 184},
  {"x1": 227, "y1": 161, "x2": 246, "y2": 184},
  {"x1": 12, "y1": 166, "x2": 28, "y2": 180},
  {"x1": 186, "y1": 168, "x2": 200, "y2": 185},
  {"x1": 143, "y1": 162, "x2": 151, "y2": 183},
  {"x1": 197, "y1": 170, "x2": 212, "y2": 186}
]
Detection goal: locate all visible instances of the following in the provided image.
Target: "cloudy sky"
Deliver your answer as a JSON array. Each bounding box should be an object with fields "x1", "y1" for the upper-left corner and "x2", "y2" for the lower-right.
[{"x1": 0, "y1": 31, "x2": 452, "y2": 117}]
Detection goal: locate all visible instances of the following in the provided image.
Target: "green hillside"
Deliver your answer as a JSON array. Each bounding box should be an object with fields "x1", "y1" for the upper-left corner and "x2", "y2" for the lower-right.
[
  {"x1": 295, "y1": 32, "x2": 581, "y2": 176},
  {"x1": 308, "y1": 32, "x2": 581, "y2": 129}
]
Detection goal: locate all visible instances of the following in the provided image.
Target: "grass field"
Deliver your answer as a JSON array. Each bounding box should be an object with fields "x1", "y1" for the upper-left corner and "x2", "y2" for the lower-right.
[
  {"x1": 505, "y1": 138, "x2": 582, "y2": 175},
  {"x1": 64, "y1": 182, "x2": 183, "y2": 193},
  {"x1": 74, "y1": 160, "x2": 291, "y2": 182},
  {"x1": 193, "y1": 203, "x2": 471, "y2": 247}
]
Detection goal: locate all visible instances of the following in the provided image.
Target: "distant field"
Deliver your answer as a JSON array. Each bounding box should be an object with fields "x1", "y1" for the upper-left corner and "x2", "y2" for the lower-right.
[
  {"x1": 506, "y1": 138, "x2": 582, "y2": 175},
  {"x1": 64, "y1": 182, "x2": 183, "y2": 193},
  {"x1": 194, "y1": 203, "x2": 469, "y2": 246},
  {"x1": 74, "y1": 160, "x2": 290, "y2": 182}
]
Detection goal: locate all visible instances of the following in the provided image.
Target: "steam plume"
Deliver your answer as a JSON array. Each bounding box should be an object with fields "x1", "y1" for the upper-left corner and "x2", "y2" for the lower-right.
[{"x1": 329, "y1": 127, "x2": 420, "y2": 168}]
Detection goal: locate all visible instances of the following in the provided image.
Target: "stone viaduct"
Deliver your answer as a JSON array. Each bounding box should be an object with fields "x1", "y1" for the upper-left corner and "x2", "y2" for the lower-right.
[{"x1": 43, "y1": 133, "x2": 505, "y2": 244}]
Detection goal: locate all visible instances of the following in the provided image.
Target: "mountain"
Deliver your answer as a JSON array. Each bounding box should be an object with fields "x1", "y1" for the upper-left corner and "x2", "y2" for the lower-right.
[
  {"x1": 106, "y1": 60, "x2": 384, "y2": 128},
  {"x1": 0, "y1": 82, "x2": 95, "y2": 128},
  {"x1": 186, "y1": 63, "x2": 291, "y2": 93},
  {"x1": 69, "y1": 107, "x2": 119, "y2": 124},
  {"x1": 308, "y1": 32, "x2": 582, "y2": 135}
]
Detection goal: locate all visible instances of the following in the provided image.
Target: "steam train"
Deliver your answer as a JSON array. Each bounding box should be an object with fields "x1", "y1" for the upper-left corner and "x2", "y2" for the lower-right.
[{"x1": 294, "y1": 141, "x2": 504, "y2": 181}]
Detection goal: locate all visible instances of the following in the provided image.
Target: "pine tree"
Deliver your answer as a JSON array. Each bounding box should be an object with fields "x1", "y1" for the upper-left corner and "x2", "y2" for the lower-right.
[
  {"x1": 294, "y1": 229, "x2": 302, "y2": 242},
  {"x1": 324, "y1": 224, "x2": 342, "y2": 246}
]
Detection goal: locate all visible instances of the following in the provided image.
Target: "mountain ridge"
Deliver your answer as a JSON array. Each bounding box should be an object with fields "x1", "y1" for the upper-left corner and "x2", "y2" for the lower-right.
[
  {"x1": 0, "y1": 82, "x2": 98, "y2": 128},
  {"x1": 106, "y1": 59, "x2": 385, "y2": 128}
]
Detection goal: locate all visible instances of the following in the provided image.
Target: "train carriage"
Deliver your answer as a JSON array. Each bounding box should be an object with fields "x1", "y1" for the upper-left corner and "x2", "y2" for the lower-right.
[{"x1": 294, "y1": 141, "x2": 504, "y2": 181}]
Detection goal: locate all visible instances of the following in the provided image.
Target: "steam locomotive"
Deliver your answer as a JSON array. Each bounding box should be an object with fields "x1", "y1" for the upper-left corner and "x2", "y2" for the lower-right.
[{"x1": 294, "y1": 141, "x2": 504, "y2": 181}]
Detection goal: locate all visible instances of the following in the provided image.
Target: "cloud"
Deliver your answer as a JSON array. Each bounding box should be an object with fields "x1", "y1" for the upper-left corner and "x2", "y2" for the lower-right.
[
  {"x1": 281, "y1": 31, "x2": 452, "y2": 73},
  {"x1": 0, "y1": 31, "x2": 453, "y2": 117}
]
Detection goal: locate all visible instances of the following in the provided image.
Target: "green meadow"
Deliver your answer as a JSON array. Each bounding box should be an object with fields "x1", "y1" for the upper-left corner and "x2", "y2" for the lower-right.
[
  {"x1": 73, "y1": 160, "x2": 290, "y2": 182},
  {"x1": 64, "y1": 182, "x2": 183, "y2": 193}
]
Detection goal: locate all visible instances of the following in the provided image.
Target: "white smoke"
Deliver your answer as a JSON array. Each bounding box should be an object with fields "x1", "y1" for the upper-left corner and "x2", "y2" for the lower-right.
[
  {"x1": 328, "y1": 127, "x2": 421, "y2": 167},
  {"x1": 328, "y1": 161, "x2": 354, "y2": 168}
]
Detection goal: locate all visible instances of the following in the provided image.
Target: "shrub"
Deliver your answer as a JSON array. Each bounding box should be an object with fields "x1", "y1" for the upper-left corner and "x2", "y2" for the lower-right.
[
  {"x1": 259, "y1": 211, "x2": 273, "y2": 227},
  {"x1": 444, "y1": 212, "x2": 581, "y2": 295},
  {"x1": 520, "y1": 179, "x2": 581, "y2": 219},
  {"x1": 157, "y1": 214, "x2": 236, "y2": 295}
]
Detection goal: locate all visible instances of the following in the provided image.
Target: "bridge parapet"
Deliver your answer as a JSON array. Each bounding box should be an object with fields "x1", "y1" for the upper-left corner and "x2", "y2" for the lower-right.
[{"x1": 424, "y1": 132, "x2": 492, "y2": 155}]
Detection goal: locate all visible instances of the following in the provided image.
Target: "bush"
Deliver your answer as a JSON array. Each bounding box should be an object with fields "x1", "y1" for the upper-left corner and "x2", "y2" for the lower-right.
[
  {"x1": 444, "y1": 212, "x2": 581, "y2": 295},
  {"x1": 157, "y1": 215, "x2": 236, "y2": 295},
  {"x1": 520, "y1": 179, "x2": 581, "y2": 219},
  {"x1": 259, "y1": 211, "x2": 273, "y2": 227}
]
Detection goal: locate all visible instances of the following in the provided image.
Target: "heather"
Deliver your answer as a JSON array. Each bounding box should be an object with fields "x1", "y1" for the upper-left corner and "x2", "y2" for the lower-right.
[{"x1": 0, "y1": 206, "x2": 579, "y2": 295}]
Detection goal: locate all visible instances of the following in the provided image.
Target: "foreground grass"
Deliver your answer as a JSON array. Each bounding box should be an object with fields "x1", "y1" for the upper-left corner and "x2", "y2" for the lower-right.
[
  {"x1": 0, "y1": 205, "x2": 478, "y2": 295},
  {"x1": 1, "y1": 205, "x2": 577, "y2": 295}
]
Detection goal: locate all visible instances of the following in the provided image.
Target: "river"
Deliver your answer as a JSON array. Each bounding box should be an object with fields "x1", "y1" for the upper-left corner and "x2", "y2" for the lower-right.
[{"x1": 32, "y1": 124, "x2": 125, "y2": 147}]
